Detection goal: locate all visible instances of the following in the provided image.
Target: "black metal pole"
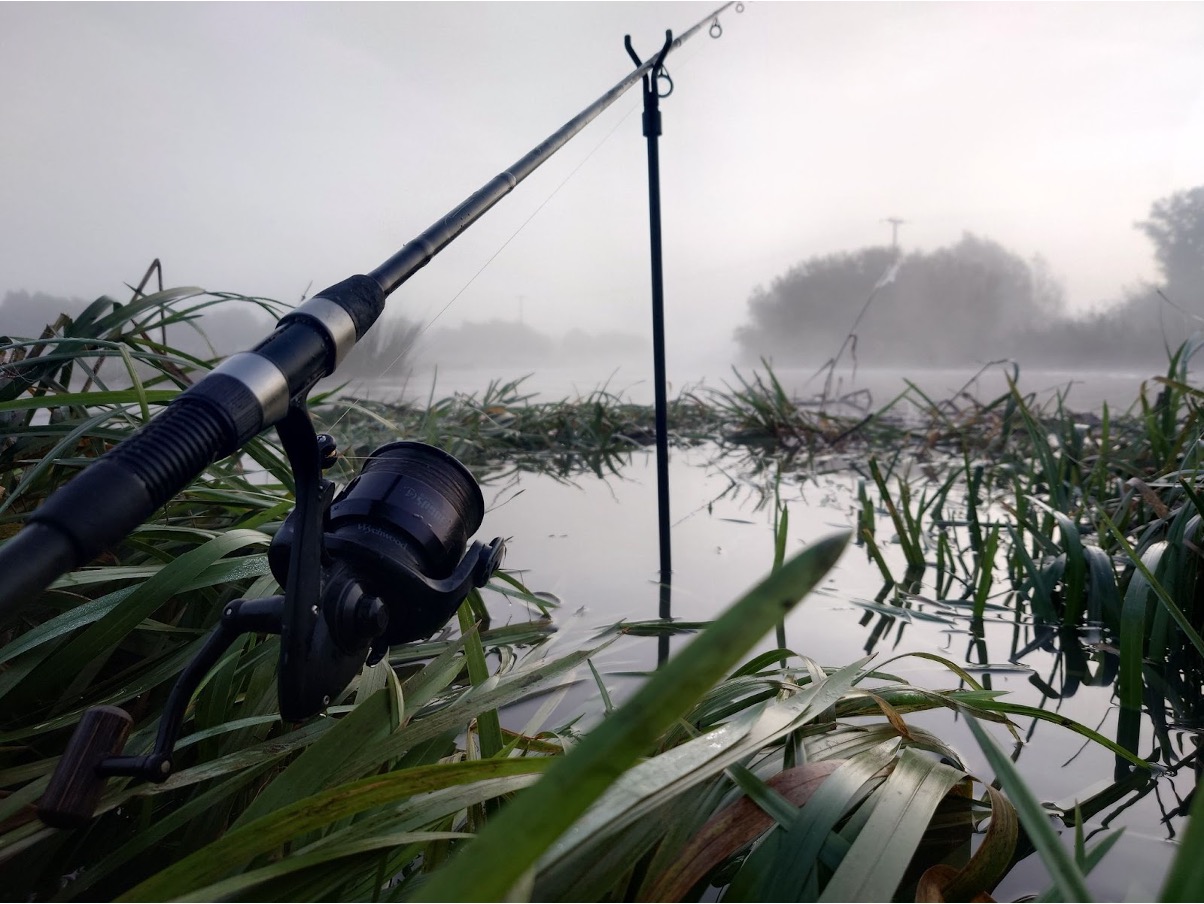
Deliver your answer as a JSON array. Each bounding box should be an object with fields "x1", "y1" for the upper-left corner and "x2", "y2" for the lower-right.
[
  {"x1": 625, "y1": 33, "x2": 675, "y2": 668},
  {"x1": 644, "y1": 68, "x2": 672, "y2": 623}
]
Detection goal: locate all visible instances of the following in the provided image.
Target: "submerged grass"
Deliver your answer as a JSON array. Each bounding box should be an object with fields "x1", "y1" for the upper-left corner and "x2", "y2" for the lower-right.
[{"x1": 1, "y1": 285, "x2": 1203, "y2": 900}]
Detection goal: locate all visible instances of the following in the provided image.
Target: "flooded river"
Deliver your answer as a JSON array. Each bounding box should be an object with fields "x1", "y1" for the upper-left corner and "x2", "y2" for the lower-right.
[{"x1": 323, "y1": 361, "x2": 1195, "y2": 898}]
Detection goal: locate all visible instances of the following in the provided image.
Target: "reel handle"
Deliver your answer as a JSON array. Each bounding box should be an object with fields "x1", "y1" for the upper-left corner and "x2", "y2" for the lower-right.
[{"x1": 38, "y1": 706, "x2": 132, "y2": 828}]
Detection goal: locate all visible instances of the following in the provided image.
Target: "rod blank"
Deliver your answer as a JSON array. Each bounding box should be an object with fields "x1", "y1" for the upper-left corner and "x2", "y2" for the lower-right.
[{"x1": 369, "y1": 2, "x2": 734, "y2": 297}]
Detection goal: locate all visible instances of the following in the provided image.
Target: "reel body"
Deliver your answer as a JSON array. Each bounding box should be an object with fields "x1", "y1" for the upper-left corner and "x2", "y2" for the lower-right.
[
  {"x1": 267, "y1": 439, "x2": 504, "y2": 720},
  {"x1": 38, "y1": 416, "x2": 503, "y2": 827}
]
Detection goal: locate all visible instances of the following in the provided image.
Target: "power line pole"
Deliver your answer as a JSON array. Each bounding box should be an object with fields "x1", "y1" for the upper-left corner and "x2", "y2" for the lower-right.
[{"x1": 882, "y1": 217, "x2": 907, "y2": 251}]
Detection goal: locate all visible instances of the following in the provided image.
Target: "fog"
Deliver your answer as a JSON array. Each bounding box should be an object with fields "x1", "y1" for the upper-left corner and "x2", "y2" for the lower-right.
[{"x1": 3, "y1": 2, "x2": 1204, "y2": 375}]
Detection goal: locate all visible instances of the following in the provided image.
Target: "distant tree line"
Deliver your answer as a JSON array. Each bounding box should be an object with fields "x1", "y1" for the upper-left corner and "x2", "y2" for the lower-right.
[
  {"x1": 413, "y1": 320, "x2": 648, "y2": 370},
  {"x1": 0, "y1": 291, "x2": 91, "y2": 341},
  {"x1": 0, "y1": 287, "x2": 648, "y2": 382},
  {"x1": 735, "y1": 186, "x2": 1204, "y2": 368},
  {"x1": 9, "y1": 185, "x2": 1200, "y2": 376}
]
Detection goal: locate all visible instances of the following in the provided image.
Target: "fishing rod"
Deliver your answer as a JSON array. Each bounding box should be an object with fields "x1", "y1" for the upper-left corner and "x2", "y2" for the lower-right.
[
  {"x1": 0, "y1": 2, "x2": 739, "y2": 825},
  {"x1": 0, "y1": 1, "x2": 734, "y2": 619}
]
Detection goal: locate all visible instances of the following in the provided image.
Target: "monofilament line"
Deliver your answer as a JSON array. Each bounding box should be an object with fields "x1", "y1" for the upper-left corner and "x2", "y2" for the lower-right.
[{"x1": 374, "y1": 98, "x2": 645, "y2": 381}]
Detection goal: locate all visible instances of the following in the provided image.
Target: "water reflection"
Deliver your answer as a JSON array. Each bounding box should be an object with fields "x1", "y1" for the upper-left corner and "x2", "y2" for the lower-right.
[
  {"x1": 846, "y1": 556, "x2": 1202, "y2": 836},
  {"x1": 469, "y1": 438, "x2": 1198, "y2": 891},
  {"x1": 657, "y1": 578, "x2": 671, "y2": 669}
]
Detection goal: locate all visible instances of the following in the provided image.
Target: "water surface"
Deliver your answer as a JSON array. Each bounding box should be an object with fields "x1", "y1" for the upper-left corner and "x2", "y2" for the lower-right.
[
  {"x1": 335, "y1": 363, "x2": 1194, "y2": 898},
  {"x1": 475, "y1": 445, "x2": 1190, "y2": 900}
]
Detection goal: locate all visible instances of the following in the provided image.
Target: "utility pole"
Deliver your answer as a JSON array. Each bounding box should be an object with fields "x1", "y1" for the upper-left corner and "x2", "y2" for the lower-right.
[{"x1": 882, "y1": 217, "x2": 907, "y2": 252}]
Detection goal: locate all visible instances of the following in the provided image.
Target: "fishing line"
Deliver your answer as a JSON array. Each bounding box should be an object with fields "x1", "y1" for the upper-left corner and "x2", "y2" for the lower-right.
[
  {"x1": 319, "y1": 103, "x2": 646, "y2": 439},
  {"x1": 375, "y1": 32, "x2": 714, "y2": 382},
  {"x1": 403, "y1": 103, "x2": 643, "y2": 359},
  {"x1": 349, "y1": 35, "x2": 718, "y2": 462}
]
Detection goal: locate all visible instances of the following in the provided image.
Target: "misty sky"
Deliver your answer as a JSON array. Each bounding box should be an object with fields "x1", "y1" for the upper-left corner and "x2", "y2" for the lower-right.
[{"x1": 3, "y1": 2, "x2": 1203, "y2": 363}]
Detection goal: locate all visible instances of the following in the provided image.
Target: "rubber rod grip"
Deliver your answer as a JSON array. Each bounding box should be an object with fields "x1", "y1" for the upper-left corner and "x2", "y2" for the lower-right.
[{"x1": 0, "y1": 397, "x2": 235, "y2": 617}]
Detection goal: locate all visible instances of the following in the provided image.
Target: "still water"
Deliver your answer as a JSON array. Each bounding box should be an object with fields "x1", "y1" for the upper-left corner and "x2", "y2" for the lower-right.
[
  {"x1": 479, "y1": 447, "x2": 1187, "y2": 900},
  {"x1": 333, "y1": 362, "x2": 1192, "y2": 899}
]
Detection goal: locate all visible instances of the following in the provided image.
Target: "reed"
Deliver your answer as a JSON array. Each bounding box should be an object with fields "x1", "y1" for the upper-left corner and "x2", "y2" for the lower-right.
[{"x1": 3, "y1": 286, "x2": 1204, "y2": 901}]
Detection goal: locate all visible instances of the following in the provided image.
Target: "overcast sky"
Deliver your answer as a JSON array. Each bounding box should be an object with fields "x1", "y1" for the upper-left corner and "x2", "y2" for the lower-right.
[{"x1": 3, "y1": 1, "x2": 1203, "y2": 361}]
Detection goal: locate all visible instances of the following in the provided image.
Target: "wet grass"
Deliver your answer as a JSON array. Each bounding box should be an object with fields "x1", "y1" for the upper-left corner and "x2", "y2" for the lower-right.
[{"x1": 1, "y1": 286, "x2": 1203, "y2": 900}]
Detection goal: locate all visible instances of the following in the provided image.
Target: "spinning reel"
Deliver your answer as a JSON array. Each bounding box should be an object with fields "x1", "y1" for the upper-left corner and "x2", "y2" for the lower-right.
[{"x1": 38, "y1": 404, "x2": 504, "y2": 827}]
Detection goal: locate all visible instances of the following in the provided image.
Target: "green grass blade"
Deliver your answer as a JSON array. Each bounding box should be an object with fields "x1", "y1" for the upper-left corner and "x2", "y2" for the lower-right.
[
  {"x1": 176, "y1": 831, "x2": 473, "y2": 903},
  {"x1": 458, "y1": 598, "x2": 505, "y2": 758},
  {"x1": 1103, "y1": 513, "x2": 1204, "y2": 659},
  {"x1": 412, "y1": 532, "x2": 850, "y2": 901},
  {"x1": 756, "y1": 738, "x2": 900, "y2": 900},
  {"x1": 819, "y1": 746, "x2": 966, "y2": 902},
  {"x1": 965, "y1": 717, "x2": 1093, "y2": 902},
  {"x1": 1160, "y1": 763, "x2": 1204, "y2": 901},
  {"x1": 541, "y1": 655, "x2": 869, "y2": 878},
  {"x1": 232, "y1": 686, "x2": 401, "y2": 828},
  {"x1": 3, "y1": 529, "x2": 270, "y2": 709},
  {"x1": 0, "y1": 389, "x2": 178, "y2": 412},
  {"x1": 118, "y1": 758, "x2": 553, "y2": 901}
]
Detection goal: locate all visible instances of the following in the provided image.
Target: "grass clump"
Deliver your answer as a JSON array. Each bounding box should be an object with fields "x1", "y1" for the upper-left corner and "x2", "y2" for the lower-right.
[{"x1": 3, "y1": 285, "x2": 1204, "y2": 901}]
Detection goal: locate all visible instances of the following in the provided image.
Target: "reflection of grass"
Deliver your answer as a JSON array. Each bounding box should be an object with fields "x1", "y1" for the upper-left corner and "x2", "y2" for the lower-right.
[
  {"x1": 823, "y1": 341, "x2": 1204, "y2": 896},
  {"x1": 850, "y1": 343, "x2": 1204, "y2": 761},
  {"x1": 3, "y1": 286, "x2": 1204, "y2": 899}
]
